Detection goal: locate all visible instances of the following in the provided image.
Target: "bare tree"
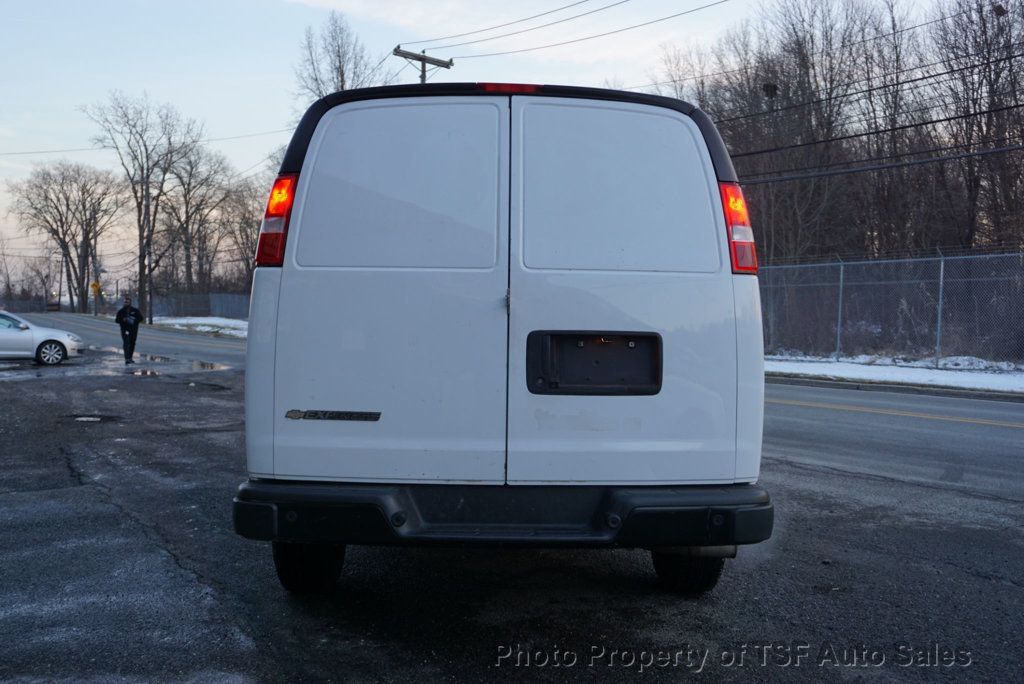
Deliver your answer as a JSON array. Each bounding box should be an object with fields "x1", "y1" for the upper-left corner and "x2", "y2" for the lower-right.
[
  {"x1": 642, "y1": 0, "x2": 1024, "y2": 261},
  {"x1": 6, "y1": 162, "x2": 124, "y2": 312},
  {"x1": 85, "y1": 92, "x2": 201, "y2": 322},
  {"x1": 6, "y1": 165, "x2": 77, "y2": 310},
  {"x1": 161, "y1": 146, "x2": 233, "y2": 293},
  {"x1": 77, "y1": 167, "x2": 126, "y2": 311},
  {"x1": 295, "y1": 11, "x2": 393, "y2": 102},
  {"x1": 928, "y1": 0, "x2": 1023, "y2": 248},
  {"x1": 0, "y1": 251, "x2": 48, "y2": 306},
  {"x1": 653, "y1": 43, "x2": 715, "y2": 104},
  {"x1": 838, "y1": 0, "x2": 933, "y2": 255},
  {"x1": 221, "y1": 175, "x2": 268, "y2": 286},
  {"x1": 22, "y1": 255, "x2": 59, "y2": 306}
]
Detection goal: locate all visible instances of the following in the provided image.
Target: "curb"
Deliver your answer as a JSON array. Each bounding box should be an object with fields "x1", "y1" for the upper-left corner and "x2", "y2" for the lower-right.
[{"x1": 766, "y1": 373, "x2": 1024, "y2": 403}]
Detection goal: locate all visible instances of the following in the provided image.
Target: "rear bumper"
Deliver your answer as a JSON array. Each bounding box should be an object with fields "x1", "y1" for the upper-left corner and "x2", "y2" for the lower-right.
[{"x1": 233, "y1": 480, "x2": 773, "y2": 548}]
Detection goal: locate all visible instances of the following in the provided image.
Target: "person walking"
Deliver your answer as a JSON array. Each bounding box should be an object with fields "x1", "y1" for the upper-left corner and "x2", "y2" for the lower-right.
[{"x1": 115, "y1": 294, "x2": 143, "y2": 364}]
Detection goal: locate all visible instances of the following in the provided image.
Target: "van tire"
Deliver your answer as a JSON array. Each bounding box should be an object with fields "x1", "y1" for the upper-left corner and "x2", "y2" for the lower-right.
[
  {"x1": 272, "y1": 541, "x2": 345, "y2": 593},
  {"x1": 650, "y1": 552, "x2": 724, "y2": 596}
]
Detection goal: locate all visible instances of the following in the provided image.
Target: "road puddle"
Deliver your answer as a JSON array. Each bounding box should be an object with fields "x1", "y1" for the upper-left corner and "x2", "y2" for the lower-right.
[{"x1": 0, "y1": 350, "x2": 230, "y2": 382}]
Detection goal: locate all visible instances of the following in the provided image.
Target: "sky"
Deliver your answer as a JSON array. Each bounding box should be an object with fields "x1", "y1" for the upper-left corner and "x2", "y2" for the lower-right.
[{"x1": 0, "y1": 0, "x2": 754, "y2": 279}]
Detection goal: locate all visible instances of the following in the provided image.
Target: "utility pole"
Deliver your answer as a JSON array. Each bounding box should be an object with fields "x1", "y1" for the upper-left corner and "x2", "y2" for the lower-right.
[
  {"x1": 56, "y1": 252, "x2": 64, "y2": 313},
  {"x1": 392, "y1": 47, "x2": 453, "y2": 84},
  {"x1": 92, "y1": 256, "x2": 101, "y2": 316}
]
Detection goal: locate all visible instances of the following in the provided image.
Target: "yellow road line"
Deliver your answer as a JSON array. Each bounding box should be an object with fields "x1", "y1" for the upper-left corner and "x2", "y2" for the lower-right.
[{"x1": 767, "y1": 397, "x2": 1024, "y2": 430}]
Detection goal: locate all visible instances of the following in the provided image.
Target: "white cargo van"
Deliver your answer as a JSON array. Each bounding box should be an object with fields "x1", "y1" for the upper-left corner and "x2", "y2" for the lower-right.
[{"x1": 234, "y1": 83, "x2": 772, "y2": 596}]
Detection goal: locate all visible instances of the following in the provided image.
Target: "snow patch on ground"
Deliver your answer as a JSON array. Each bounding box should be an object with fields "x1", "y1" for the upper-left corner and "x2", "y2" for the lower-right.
[
  {"x1": 766, "y1": 354, "x2": 1024, "y2": 393},
  {"x1": 154, "y1": 317, "x2": 248, "y2": 338}
]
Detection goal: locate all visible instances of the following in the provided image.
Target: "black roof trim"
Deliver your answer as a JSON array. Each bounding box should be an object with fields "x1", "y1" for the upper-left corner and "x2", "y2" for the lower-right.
[{"x1": 279, "y1": 83, "x2": 738, "y2": 183}]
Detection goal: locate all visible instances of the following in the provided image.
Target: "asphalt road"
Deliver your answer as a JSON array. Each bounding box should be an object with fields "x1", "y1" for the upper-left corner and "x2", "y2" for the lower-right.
[
  {"x1": 764, "y1": 383, "x2": 1024, "y2": 501},
  {"x1": 0, "y1": 328, "x2": 1021, "y2": 681},
  {"x1": 21, "y1": 311, "x2": 246, "y2": 366}
]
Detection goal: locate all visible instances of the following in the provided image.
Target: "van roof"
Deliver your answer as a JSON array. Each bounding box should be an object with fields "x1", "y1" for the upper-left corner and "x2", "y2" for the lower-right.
[{"x1": 280, "y1": 83, "x2": 738, "y2": 183}]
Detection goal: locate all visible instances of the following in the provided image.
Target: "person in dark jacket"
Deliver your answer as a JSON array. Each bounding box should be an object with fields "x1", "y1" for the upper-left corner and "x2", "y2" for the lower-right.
[{"x1": 115, "y1": 294, "x2": 143, "y2": 364}]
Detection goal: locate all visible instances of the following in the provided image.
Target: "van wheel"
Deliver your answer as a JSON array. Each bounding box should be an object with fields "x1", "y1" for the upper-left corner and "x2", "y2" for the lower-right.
[
  {"x1": 650, "y1": 552, "x2": 724, "y2": 596},
  {"x1": 36, "y1": 341, "x2": 67, "y2": 365},
  {"x1": 272, "y1": 542, "x2": 345, "y2": 593}
]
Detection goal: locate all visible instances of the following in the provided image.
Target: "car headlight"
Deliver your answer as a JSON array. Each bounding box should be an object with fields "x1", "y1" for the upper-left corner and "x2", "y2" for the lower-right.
[{"x1": 68, "y1": 334, "x2": 82, "y2": 344}]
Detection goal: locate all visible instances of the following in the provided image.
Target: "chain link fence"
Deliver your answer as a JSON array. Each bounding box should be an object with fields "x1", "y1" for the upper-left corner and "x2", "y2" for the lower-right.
[
  {"x1": 11, "y1": 257, "x2": 1023, "y2": 364},
  {"x1": 150, "y1": 293, "x2": 249, "y2": 320},
  {"x1": 0, "y1": 295, "x2": 49, "y2": 313},
  {"x1": 2, "y1": 292, "x2": 250, "y2": 318},
  {"x1": 760, "y1": 252, "x2": 1024, "y2": 364}
]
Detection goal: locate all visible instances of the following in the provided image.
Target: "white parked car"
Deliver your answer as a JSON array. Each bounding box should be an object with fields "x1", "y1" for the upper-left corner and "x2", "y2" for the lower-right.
[
  {"x1": 234, "y1": 83, "x2": 772, "y2": 597},
  {"x1": 0, "y1": 312, "x2": 82, "y2": 365}
]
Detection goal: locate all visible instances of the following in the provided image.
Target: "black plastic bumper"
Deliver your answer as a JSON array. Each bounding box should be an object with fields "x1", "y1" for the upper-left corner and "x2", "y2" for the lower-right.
[{"x1": 233, "y1": 480, "x2": 773, "y2": 548}]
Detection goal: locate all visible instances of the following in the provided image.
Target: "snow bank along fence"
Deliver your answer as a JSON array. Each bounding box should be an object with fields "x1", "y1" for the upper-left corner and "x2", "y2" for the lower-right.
[
  {"x1": 759, "y1": 252, "x2": 1024, "y2": 364},
  {"x1": 150, "y1": 293, "x2": 249, "y2": 320}
]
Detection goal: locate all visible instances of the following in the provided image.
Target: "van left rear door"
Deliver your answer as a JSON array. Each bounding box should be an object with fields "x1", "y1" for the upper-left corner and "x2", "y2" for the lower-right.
[{"x1": 273, "y1": 96, "x2": 511, "y2": 483}]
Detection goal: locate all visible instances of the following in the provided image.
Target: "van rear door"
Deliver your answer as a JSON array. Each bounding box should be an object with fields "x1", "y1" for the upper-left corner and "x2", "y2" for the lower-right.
[
  {"x1": 273, "y1": 96, "x2": 510, "y2": 483},
  {"x1": 506, "y1": 96, "x2": 738, "y2": 484}
]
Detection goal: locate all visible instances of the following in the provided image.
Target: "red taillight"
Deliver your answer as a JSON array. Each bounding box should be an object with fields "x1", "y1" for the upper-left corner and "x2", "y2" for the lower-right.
[
  {"x1": 719, "y1": 182, "x2": 757, "y2": 274},
  {"x1": 255, "y1": 174, "x2": 298, "y2": 267},
  {"x1": 479, "y1": 82, "x2": 540, "y2": 94}
]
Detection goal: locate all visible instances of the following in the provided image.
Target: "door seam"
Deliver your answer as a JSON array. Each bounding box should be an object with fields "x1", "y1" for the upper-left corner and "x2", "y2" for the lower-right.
[{"x1": 504, "y1": 95, "x2": 513, "y2": 486}]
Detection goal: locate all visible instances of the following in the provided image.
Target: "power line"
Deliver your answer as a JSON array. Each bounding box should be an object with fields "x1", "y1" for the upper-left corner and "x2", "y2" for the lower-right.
[
  {"x1": 393, "y1": 61, "x2": 413, "y2": 80},
  {"x1": 743, "y1": 134, "x2": 1024, "y2": 178},
  {"x1": 0, "y1": 234, "x2": 45, "y2": 244},
  {"x1": 732, "y1": 75, "x2": 1018, "y2": 147},
  {"x1": 707, "y1": 37, "x2": 1024, "y2": 138},
  {"x1": 0, "y1": 127, "x2": 293, "y2": 157},
  {"x1": 741, "y1": 144, "x2": 1024, "y2": 185},
  {"x1": 202, "y1": 128, "x2": 292, "y2": 143},
  {"x1": 402, "y1": 0, "x2": 595, "y2": 46},
  {"x1": 833, "y1": 89, "x2": 1015, "y2": 135},
  {"x1": 731, "y1": 103, "x2": 1024, "y2": 158},
  {"x1": 453, "y1": 0, "x2": 732, "y2": 59},
  {"x1": 0, "y1": 239, "x2": 138, "y2": 258},
  {"x1": 715, "y1": 49, "x2": 1024, "y2": 125},
  {"x1": 424, "y1": 65, "x2": 445, "y2": 83},
  {"x1": 0, "y1": 146, "x2": 97, "y2": 157},
  {"x1": 371, "y1": 52, "x2": 391, "y2": 73},
  {"x1": 0, "y1": 245, "x2": 59, "y2": 253},
  {"x1": 227, "y1": 152, "x2": 278, "y2": 182},
  {"x1": 425, "y1": 0, "x2": 634, "y2": 51},
  {"x1": 0, "y1": 252, "x2": 61, "y2": 260},
  {"x1": 624, "y1": 9, "x2": 971, "y2": 92},
  {"x1": 707, "y1": 39, "x2": 1022, "y2": 120}
]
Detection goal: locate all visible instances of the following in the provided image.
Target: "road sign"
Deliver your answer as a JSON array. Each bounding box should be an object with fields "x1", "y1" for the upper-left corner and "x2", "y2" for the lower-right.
[{"x1": 90, "y1": 281, "x2": 100, "y2": 294}]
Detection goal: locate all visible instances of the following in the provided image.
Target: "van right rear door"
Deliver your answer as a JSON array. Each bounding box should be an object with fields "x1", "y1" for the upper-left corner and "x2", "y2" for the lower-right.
[{"x1": 506, "y1": 96, "x2": 738, "y2": 485}]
